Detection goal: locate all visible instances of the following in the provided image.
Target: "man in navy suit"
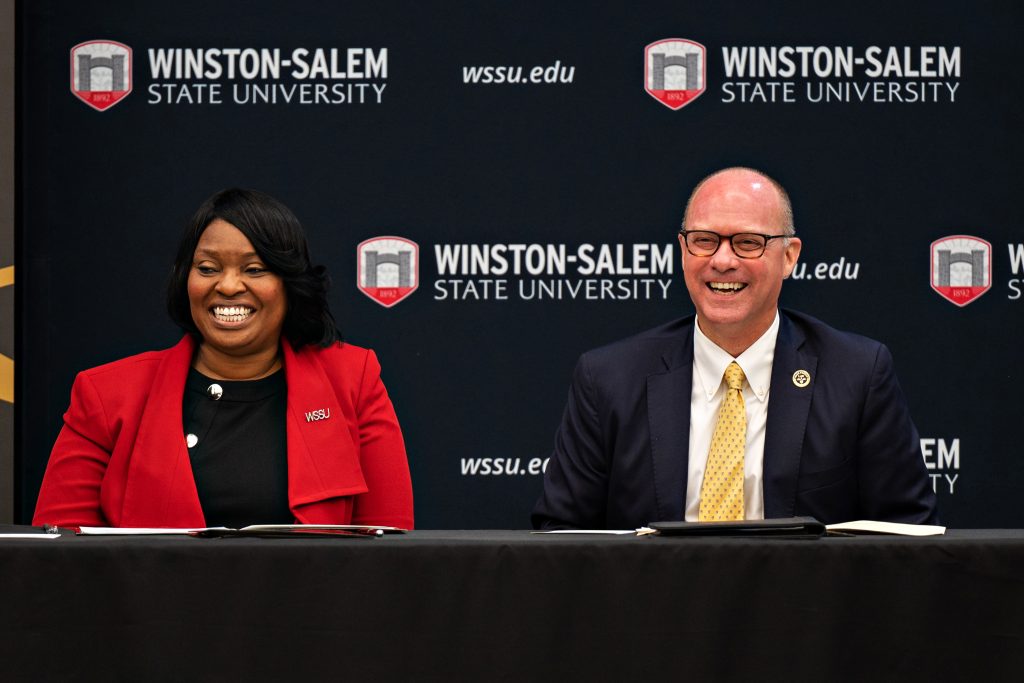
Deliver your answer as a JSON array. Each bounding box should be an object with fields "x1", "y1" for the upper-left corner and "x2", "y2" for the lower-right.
[{"x1": 532, "y1": 167, "x2": 938, "y2": 529}]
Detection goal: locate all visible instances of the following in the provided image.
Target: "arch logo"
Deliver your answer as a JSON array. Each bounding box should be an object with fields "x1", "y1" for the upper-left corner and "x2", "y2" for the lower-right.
[
  {"x1": 357, "y1": 236, "x2": 419, "y2": 307},
  {"x1": 70, "y1": 40, "x2": 133, "y2": 111},
  {"x1": 644, "y1": 39, "x2": 706, "y2": 110},
  {"x1": 930, "y1": 235, "x2": 991, "y2": 307}
]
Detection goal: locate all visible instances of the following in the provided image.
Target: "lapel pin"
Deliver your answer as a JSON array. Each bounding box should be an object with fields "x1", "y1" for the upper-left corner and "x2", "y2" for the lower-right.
[
  {"x1": 792, "y1": 370, "x2": 811, "y2": 388},
  {"x1": 304, "y1": 408, "x2": 331, "y2": 423}
]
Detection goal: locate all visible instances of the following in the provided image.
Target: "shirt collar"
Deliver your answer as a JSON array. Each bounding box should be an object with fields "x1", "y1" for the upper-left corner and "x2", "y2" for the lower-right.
[{"x1": 693, "y1": 311, "x2": 780, "y2": 403}]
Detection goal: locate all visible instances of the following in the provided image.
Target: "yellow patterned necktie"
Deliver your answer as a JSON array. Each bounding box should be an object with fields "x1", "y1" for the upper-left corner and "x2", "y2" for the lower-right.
[{"x1": 698, "y1": 361, "x2": 747, "y2": 521}]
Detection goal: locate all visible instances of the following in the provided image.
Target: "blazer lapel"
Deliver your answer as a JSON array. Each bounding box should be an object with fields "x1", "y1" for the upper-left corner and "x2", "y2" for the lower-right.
[
  {"x1": 122, "y1": 336, "x2": 206, "y2": 527},
  {"x1": 282, "y1": 341, "x2": 368, "y2": 523},
  {"x1": 763, "y1": 313, "x2": 817, "y2": 518},
  {"x1": 647, "y1": 324, "x2": 695, "y2": 522}
]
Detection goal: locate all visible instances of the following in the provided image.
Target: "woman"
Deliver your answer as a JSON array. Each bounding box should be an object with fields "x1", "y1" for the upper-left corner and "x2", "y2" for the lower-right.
[{"x1": 33, "y1": 189, "x2": 414, "y2": 529}]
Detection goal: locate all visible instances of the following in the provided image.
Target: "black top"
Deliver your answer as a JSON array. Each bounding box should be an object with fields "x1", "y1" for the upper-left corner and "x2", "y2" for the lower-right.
[{"x1": 182, "y1": 367, "x2": 292, "y2": 527}]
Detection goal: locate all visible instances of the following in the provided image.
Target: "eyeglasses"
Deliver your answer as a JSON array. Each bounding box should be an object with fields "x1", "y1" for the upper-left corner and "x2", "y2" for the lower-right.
[{"x1": 678, "y1": 229, "x2": 790, "y2": 259}]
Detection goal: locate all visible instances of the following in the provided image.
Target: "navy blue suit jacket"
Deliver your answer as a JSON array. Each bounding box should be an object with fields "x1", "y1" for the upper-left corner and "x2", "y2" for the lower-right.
[{"x1": 532, "y1": 310, "x2": 939, "y2": 529}]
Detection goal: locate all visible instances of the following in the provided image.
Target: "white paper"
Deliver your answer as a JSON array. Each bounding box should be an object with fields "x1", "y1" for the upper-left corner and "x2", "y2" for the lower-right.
[
  {"x1": 826, "y1": 520, "x2": 946, "y2": 536},
  {"x1": 239, "y1": 524, "x2": 406, "y2": 532},
  {"x1": 532, "y1": 529, "x2": 640, "y2": 535},
  {"x1": 0, "y1": 533, "x2": 61, "y2": 539},
  {"x1": 77, "y1": 526, "x2": 228, "y2": 535}
]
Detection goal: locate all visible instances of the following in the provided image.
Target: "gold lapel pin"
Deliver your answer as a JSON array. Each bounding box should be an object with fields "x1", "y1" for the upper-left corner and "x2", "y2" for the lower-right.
[{"x1": 792, "y1": 370, "x2": 811, "y2": 388}]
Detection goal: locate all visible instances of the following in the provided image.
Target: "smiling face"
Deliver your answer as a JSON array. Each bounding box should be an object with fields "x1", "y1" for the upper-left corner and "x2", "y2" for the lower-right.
[
  {"x1": 187, "y1": 219, "x2": 287, "y2": 366},
  {"x1": 680, "y1": 169, "x2": 801, "y2": 355}
]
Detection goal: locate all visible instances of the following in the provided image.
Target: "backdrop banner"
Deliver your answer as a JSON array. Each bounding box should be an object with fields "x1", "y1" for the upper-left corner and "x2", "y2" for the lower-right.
[{"x1": 17, "y1": 0, "x2": 1023, "y2": 527}]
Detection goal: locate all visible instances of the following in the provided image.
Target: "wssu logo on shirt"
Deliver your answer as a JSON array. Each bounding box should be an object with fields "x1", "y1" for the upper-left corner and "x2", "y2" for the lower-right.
[{"x1": 304, "y1": 408, "x2": 331, "y2": 422}]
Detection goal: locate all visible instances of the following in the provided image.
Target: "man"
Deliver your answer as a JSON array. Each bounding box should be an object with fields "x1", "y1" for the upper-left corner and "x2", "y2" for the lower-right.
[{"x1": 532, "y1": 167, "x2": 938, "y2": 529}]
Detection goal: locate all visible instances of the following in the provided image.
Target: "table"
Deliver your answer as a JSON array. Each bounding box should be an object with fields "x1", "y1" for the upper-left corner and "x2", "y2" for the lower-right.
[{"x1": 1, "y1": 529, "x2": 1022, "y2": 681}]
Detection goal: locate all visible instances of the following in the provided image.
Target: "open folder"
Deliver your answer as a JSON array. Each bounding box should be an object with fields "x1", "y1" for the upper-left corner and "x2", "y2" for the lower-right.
[
  {"x1": 191, "y1": 524, "x2": 407, "y2": 538},
  {"x1": 78, "y1": 524, "x2": 407, "y2": 538},
  {"x1": 646, "y1": 517, "x2": 945, "y2": 537}
]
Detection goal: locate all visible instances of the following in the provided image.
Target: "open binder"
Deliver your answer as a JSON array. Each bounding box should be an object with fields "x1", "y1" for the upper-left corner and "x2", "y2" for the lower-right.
[
  {"x1": 76, "y1": 524, "x2": 407, "y2": 538},
  {"x1": 189, "y1": 524, "x2": 407, "y2": 538}
]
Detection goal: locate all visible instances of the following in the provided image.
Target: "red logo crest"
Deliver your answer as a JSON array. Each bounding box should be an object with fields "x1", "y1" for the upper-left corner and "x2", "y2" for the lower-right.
[
  {"x1": 357, "y1": 236, "x2": 419, "y2": 308},
  {"x1": 70, "y1": 40, "x2": 133, "y2": 111},
  {"x1": 930, "y1": 235, "x2": 991, "y2": 307},
  {"x1": 644, "y1": 39, "x2": 706, "y2": 110}
]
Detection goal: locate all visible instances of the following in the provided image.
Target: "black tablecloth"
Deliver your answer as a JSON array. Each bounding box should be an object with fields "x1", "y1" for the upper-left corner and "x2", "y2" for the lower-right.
[{"x1": 2, "y1": 529, "x2": 1022, "y2": 681}]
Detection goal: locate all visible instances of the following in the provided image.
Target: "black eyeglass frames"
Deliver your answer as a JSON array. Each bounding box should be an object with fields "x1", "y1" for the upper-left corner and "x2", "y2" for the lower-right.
[{"x1": 678, "y1": 229, "x2": 790, "y2": 259}]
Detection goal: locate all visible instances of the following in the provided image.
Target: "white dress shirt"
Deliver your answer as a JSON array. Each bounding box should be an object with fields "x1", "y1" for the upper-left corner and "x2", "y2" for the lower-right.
[{"x1": 684, "y1": 311, "x2": 780, "y2": 521}]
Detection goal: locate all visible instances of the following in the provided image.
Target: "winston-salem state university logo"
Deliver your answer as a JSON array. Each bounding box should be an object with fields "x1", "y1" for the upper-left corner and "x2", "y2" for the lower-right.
[
  {"x1": 70, "y1": 40, "x2": 133, "y2": 111},
  {"x1": 930, "y1": 235, "x2": 992, "y2": 307},
  {"x1": 357, "y1": 236, "x2": 419, "y2": 307},
  {"x1": 644, "y1": 38, "x2": 706, "y2": 110}
]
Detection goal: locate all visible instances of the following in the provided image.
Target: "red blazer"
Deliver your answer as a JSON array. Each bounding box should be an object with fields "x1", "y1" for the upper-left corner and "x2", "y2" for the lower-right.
[{"x1": 33, "y1": 336, "x2": 414, "y2": 529}]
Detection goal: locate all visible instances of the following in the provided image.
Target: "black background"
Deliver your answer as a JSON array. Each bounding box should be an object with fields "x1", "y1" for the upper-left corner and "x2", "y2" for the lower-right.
[{"x1": 17, "y1": 1, "x2": 1024, "y2": 527}]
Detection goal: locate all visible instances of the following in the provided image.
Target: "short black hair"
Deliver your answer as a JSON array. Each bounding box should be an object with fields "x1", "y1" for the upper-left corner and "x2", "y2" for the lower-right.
[{"x1": 166, "y1": 188, "x2": 342, "y2": 348}]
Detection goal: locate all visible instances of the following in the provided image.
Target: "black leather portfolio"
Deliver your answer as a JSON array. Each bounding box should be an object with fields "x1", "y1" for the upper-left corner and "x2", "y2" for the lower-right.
[{"x1": 648, "y1": 517, "x2": 825, "y2": 538}]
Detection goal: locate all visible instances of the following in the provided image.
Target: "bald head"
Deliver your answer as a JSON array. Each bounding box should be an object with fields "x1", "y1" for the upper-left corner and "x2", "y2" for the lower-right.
[
  {"x1": 683, "y1": 167, "x2": 794, "y2": 237},
  {"x1": 678, "y1": 166, "x2": 802, "y2": 356}
]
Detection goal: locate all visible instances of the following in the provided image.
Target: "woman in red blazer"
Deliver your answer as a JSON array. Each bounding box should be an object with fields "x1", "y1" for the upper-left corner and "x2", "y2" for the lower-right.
[{"x1": 33, "y1": 189, "x2": 413, "y2": 529}]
